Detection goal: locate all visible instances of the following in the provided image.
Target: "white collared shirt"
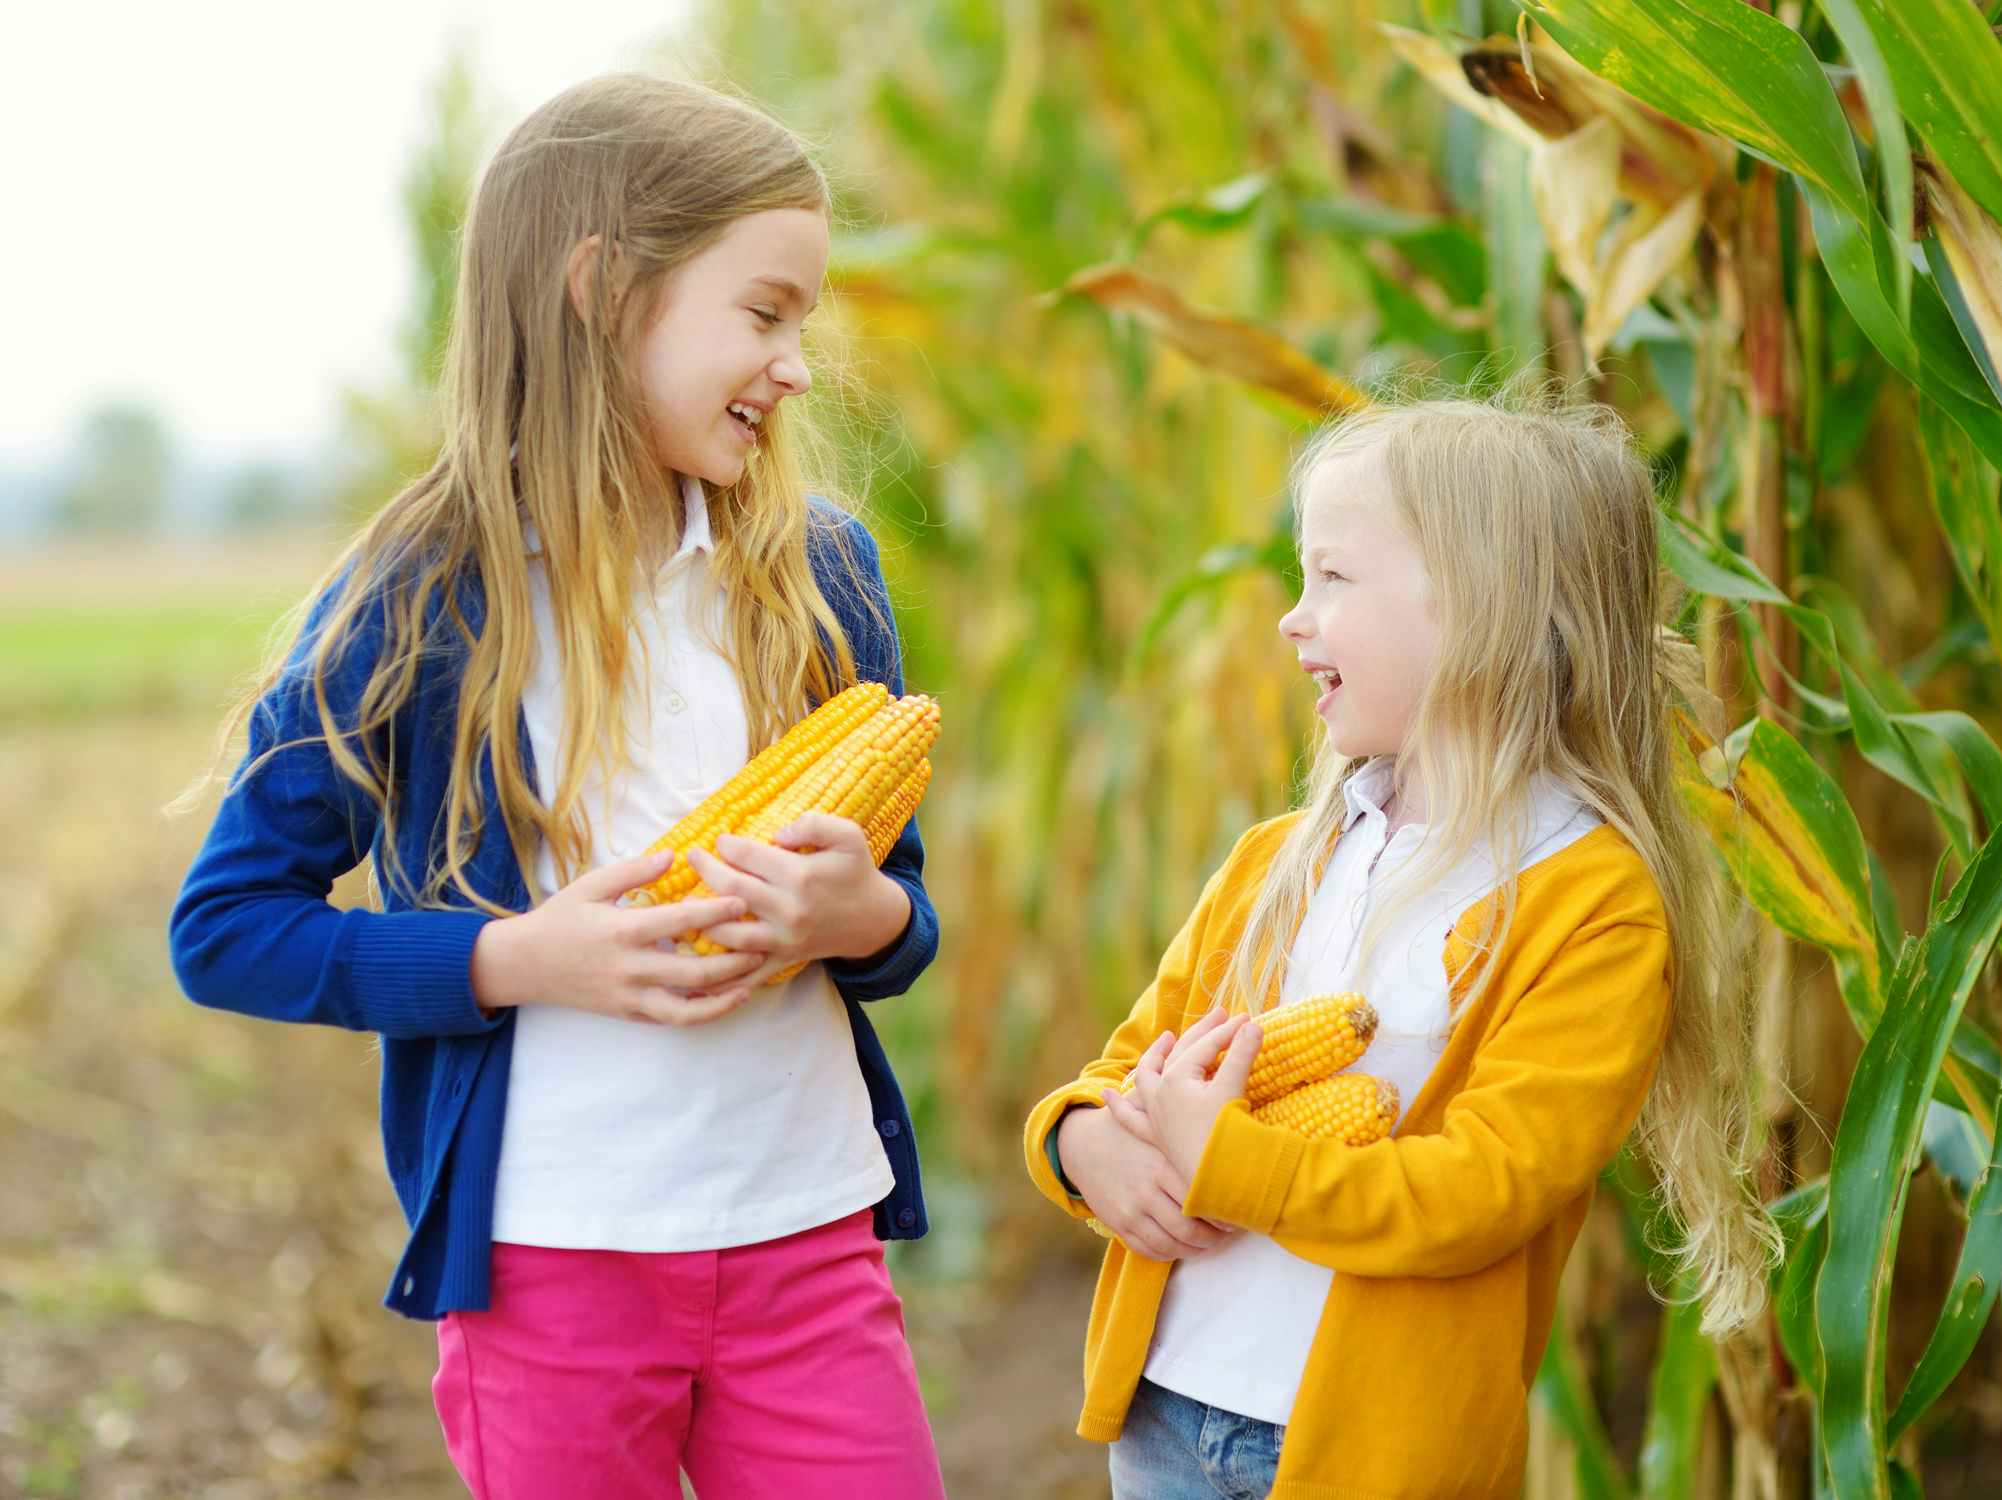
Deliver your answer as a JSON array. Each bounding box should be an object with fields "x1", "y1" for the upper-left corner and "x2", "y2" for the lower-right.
[
  {"x1": 491, "y1": 473, "x2": 893, "y2": 1251},
  {"x1": 1140, "y1": 758, "x2": 1602, "y2": 1424}
]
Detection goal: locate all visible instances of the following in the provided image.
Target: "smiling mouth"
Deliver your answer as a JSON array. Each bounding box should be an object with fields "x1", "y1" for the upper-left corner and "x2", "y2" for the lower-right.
[{"x1": 726, "y1": 401, "x2": 765, "y2": 443}]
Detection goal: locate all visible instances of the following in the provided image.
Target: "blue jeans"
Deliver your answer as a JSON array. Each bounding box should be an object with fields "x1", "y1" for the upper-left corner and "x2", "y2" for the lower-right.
[{"x1": 1109, "y1": 1377, "x2": 1286, "y2": 1500}]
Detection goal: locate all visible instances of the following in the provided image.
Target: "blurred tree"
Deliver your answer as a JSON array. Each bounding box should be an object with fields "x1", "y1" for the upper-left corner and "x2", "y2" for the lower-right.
[
  {"x1": 398, "y1": 40, "x2": 487, "y2": 388},
  {"x1": 49, "y1": 401, "x2": 172, "y2": 535},
  {"x1": 219, "y1": 458, "x2": 306, "y2": 531},
  {"x1": 336, "y1": 39, "x2": 489, "y2": 515}
]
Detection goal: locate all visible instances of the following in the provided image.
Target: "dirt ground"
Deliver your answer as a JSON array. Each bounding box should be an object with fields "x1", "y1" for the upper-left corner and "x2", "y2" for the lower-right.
[{"x1": 0, "y1": 711, "x2": 1111, "y2": 1500}]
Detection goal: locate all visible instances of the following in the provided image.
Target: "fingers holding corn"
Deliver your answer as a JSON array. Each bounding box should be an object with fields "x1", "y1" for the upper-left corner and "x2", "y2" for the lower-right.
[
  {"x1": 1080, "y1": 992, "x2": 1394, "y2": 1240},
  {"x1": 623, "y1": 685, "x2": 941, "y2": 990},
  {"x1": 684, "y1": 811, "x2": 910, "y2": 985}
]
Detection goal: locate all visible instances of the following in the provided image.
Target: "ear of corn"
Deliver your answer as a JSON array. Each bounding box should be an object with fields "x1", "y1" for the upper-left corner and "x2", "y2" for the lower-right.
[
  {"x1": 1081, "y1": 992, "x2": 1388, "y2": 1241},
  {"x1": 1110, "y1": 992, "x2": 1377, "y2": 1103},
  {"x1": 1241, "y1": 993, "x2": 1377, "y2": 1105},
  {"x1": 1250, "y1": 1074, "x2": 1399, "y2": 1147},
  {"x1": 620, "y1": 683, "x2": 940, "y2": 985}
]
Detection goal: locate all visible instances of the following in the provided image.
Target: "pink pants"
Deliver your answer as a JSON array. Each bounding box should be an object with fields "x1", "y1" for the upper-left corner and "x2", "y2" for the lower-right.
[{"x1": 431, "y1": 1208, "x2": 946, "y2": 1499}]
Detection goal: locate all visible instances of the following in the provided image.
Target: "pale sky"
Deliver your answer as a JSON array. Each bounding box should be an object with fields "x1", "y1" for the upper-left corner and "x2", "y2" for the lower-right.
[{"x1": 3, "y1": 1, "x2": 696, "y2": 471}]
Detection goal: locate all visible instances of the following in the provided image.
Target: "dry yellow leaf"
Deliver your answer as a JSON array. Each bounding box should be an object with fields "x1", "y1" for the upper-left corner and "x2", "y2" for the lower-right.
[{"x1": 1054, "y1": 264, "x2": 1367, "y2": 418}]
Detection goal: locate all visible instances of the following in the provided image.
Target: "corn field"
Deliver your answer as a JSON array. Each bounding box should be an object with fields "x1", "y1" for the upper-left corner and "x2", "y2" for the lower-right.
[
  {"x1": 10, "y1": 2, "x2": 2002, "y2": 1496},
  {"x1": 680, "y1": 1, "x2": 2002, "y2": 1494}
]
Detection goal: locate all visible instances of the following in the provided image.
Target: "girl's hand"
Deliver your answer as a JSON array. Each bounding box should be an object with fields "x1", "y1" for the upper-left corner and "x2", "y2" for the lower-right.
[
  {"x1": 469, "y1": 849, "x2": 763, "y2": 1026},
  {"x1": 682, "y1": 813, "x2": 911, "y2": 985},
  {"x1": 1055, "y1": 1103, "x2": 1233, "y2": 1261},
  {"x1": 1131, "y1": 1009, "x2": 1264, "y2": 1186}
]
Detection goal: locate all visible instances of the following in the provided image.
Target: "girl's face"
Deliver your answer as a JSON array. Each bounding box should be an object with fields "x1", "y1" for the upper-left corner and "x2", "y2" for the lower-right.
[
  {"x1": 1278, "y1": 443, "x2": 1439, "y2": 760},
  {"x1": 633, "y1": 206, "x2": 829, "y2": 488}
]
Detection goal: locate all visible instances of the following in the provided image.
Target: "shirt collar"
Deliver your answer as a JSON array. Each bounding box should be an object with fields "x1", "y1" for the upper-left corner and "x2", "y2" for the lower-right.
[
  {"x1": 516, "y1": 470, "x2": 714, "y2": 566},
  {"x1": 671, "y1": 471, "x2": 714, "y2": 562},
  {"x1": 1339, "y1": 757, "x2": 1588, "y2": 842},
  {"x1": 1340, "y1": 756, "x2": 1400, "y2": 832}
]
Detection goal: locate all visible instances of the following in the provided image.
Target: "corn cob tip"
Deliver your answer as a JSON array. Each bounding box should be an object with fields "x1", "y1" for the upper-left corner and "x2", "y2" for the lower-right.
[{"x1": 1347, "y1": 998, "x2": 1377, "y2": 1043}]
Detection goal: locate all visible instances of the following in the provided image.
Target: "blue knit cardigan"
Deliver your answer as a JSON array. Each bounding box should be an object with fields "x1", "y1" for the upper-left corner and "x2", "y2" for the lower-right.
[{"x1": 169, "y1": 507, "x2": 936, "y2": 1319}]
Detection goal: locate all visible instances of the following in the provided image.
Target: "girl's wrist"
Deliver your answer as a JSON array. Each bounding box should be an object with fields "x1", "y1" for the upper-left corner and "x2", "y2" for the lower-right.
[
  {"x1": 469, "y1": 914, "x2": 528, "y2": 1011},
  {"x1": 1054, "y1": 1103, "x2": 1103, "y2": 1194},
  {"x1": 831, "y1": 869, "x2": 911, "y2": 961}
]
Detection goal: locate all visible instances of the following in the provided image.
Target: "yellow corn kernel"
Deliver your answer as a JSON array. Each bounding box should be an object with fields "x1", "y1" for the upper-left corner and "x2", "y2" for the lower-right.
[
  {"x1": 1250, "y1": 1074, "x2": 1399, "y2": 1146},
  {"x1": 626, "y1": 682, "x2": 889, "y2": 908},
  {"x1": 661, "y1": 692, "x2": 941, "y2": 972},
  {"x1": 1242, "y1": 992, "x2": 1378, "y2": 1108},
  {"x1": 865, "y1": 760, "x2": 932, "y2": 862},
  {"x1": 708, "y1": 761, "x2": 933, "y2": 987},
  {"x1": 1109, "y1": 991, "x2": 1376, "y2": 1105}
]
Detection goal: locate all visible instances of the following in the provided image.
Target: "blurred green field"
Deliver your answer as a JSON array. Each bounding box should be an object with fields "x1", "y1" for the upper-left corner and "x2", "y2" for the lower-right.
[{"x1": 0, "y1": 538, "x2": 333, "y2": 723}]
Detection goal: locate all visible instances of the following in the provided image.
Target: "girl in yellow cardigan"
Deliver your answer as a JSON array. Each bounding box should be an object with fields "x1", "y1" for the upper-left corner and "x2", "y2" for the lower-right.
[{"x1": 1024, "y1": 387, "x2": 1781, "y2": 1500}]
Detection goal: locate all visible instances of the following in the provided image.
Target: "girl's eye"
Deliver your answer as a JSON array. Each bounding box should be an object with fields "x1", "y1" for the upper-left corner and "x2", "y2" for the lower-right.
[
  {"x1": 751, "y1": 307, "x2": 782, "y2": 327},
  {"x1": 1321, "y1": 568, "x2": 1346, "y2": 582}
]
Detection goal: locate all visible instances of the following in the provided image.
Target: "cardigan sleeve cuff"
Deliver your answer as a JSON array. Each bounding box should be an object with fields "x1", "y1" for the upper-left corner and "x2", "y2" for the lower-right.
[
  {"x1": 343, "y1": 909, "x2": 504, "y2": 1038},
  {"x1": 1024, "y1": 1088, "x2": 1110, "y2": 1221},
  {"x1": 823, "y1": 873, "x2": 936, "y2": 998},
  {"x1": 1045, "y1": 1102, "x2": 1090, "y2": 1197},
  {"x1": 1181, "y1": 1099, "x2": 1305, "y2": 1235}
]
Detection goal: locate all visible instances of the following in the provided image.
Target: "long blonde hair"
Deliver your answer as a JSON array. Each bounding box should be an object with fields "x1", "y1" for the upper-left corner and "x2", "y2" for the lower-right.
[
  {"x1": 185, "y1": 74, "x2": 878, "y2": 912},
  {"x1": 1221, "y1": 380, "x2": 1779, "y2": 1336}
]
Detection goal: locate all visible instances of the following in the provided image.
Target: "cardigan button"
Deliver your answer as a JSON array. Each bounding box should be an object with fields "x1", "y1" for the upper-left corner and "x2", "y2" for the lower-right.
[
  {"x1": 877, "y1": 1119, "x2": 901, "y2": 1139},
  {"x1": 895, "y1": 1208, "x2": 917, "y2": 1229},
  {"x1": 402, "y1": 1277, "x2": 416, "y2": 1297}
]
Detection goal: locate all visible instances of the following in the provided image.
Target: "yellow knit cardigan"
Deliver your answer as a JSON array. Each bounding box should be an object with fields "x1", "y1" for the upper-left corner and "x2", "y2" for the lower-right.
[{"x1": 1023, "y1": 812, "x2": 1673, "y2": 1499}]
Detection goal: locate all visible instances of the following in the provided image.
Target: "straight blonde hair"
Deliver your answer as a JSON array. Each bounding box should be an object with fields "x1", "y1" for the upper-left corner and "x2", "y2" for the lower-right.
[
  {"x1": 1219, "y1": 380, "x2": 1779, "y2": 1336},
  {"x1": 184, "y1": 74, "x2": 881, "y2": 913}
]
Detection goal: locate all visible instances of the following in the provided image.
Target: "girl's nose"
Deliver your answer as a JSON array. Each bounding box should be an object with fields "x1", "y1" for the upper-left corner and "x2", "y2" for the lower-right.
[
  {"x1": 1277, "y1": 599, "x2": 1310, "y2": 642},
  {"x1": 771, "y1": 346, "x2": 812, "y2": 397}
]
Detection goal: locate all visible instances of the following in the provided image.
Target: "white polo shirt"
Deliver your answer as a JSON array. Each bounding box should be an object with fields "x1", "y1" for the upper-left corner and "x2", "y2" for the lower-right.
[
  {"x1": 490, "y1": 473, "x2": 894, "y2": 1251},
  {"x1": 1140, "y1": 757, "x2": 1602, "y2": 1423}
]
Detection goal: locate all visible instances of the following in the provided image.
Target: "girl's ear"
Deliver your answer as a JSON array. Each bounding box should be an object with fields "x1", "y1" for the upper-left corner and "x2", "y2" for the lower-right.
[{"x1": 565, "y1": 234, "x2": 624, "y2": 325}]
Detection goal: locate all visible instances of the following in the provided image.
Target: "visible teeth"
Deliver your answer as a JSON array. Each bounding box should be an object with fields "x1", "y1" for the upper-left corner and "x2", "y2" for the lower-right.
[
  {"x1": 1314, "y1": 670, "x2": 1339, "y2": 690},
  {"x1": 727, "y1": 402, "x2": 765, "y2": 426}
]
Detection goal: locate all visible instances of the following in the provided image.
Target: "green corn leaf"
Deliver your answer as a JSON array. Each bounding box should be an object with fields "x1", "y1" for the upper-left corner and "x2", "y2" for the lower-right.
[
  {"x1": 1887, "y1": 1460, "x2": 1922, "y2": 1500},
  {"x1": 1526, "y1": 0, "x2": 1871, "y2": 224},
  {"x1": 1917, "y1": 395, "x2": 2002, "y2": 658},
  {"x1": 1773, "y1": 1177, "x2": 1831, "y2": 1398},
  {"x1": 1885, "y1": 1082, "x2": 2002, "y2": 1443},
  {"x1": 1802, "y1": 183, "x2": 2002, "y2": 474},
  {"x1": 1812, "y1": 0, "x2": 1912, "y2": 321},
  {"x1": 1671, "y1": 720, "x2": 2002, "y2": 1132},
  {"x1": 1680, "y1": 715, "x2": 1881, "y2": 979},
  {"x1": 1482, "y1": 133, "x2": 1547, "y2": 375},
  {"x1": 1924, "y1": 235, "x2": 2002, "y2": 408},
  {"x1": 1534, "y1": 1315, "x2": 1635, "y2": 1500},
  {"x1": 1817, "y1": 826, "x2": 2002, "y2": 1499},
  {"x1": 1890, "y1": 710, "x2": 2002, "y2": 832},
  {"x1": 1637, "y1": 1294, "x2": 1718, "y2": 1500},
  {"x1": 1294, "y1": 197, "x2": 1489, "y2": 308},
  {"x1": 1821, "y1": 1, "x2": 2002, "y2": 227},
  {"x1": 1664, "y1": 512, "x2": 1983, "y2": 858},
  {"x1": 1919, "y1": 1102, "x2": 1989, "y2": 1200},
  {"x1": 1126, "y1": 172, "x2": 1272, "y2": 255}
]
